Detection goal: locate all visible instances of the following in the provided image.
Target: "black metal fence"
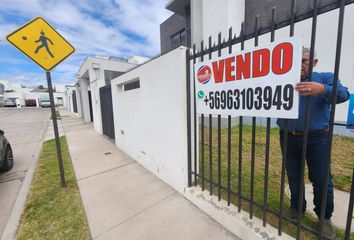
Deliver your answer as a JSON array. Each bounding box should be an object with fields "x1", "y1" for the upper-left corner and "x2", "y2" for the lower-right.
[{"x1": 186, "y1": 0, "x2": 353, "y2": 239}]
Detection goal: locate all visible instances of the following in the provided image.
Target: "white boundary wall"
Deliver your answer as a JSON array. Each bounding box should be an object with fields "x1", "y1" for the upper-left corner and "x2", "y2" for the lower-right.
[{"x1": 111, "y1": 47, "x2": 188, "y2": 193}]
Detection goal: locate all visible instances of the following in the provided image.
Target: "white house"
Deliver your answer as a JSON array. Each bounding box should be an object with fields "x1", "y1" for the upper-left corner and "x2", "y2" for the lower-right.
[
  {"x1": 0, "y1": 80, "x2": 30, "y2": 106},
  {"x1": 75, "y1": 56, "x2": 145, "y2": 136},
  {"x1": 0, "y1": 79, "x2": 66, "y2": 107},
  {"x1": 63, "y1": 85, "x2": 77, "y2": 113}
]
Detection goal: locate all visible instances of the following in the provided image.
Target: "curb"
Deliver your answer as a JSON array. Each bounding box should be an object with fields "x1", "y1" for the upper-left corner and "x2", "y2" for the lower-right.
[{"x1": 1, "y1": 119, "x2": 49, "y2": 240}]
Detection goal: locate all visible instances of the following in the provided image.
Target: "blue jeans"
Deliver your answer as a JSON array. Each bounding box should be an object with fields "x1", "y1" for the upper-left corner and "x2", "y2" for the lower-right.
[{"x1": 280, "y1": 131, "x2": 334, "y2": 219}]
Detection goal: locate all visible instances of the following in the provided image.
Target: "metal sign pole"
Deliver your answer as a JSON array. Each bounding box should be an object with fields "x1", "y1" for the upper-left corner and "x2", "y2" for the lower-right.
[{"x1": 46, "y1": 71, "x2": 66, "y2": 187}]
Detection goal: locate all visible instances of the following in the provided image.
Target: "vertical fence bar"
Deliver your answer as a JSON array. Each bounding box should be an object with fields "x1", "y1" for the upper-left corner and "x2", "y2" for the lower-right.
[
  {"x1": 228, "y1": 27, "x2": 233, "y2": 54},
  {"x1": 227, "y1": 27, "x2": 233, "y2": 206},
  {"x1": 250, "y1": 116, "x2": 256, "y2": 219},
  {"x1": 296, "y1": 0, "x2": 319, "y2": 239},
  {"x1": 208, "y1": 36, "x2": 213, "y2": 195},
  {"x1": 318, "y1": 0, "x2": 346, "y2": 238},
  {"x1": 263, "y1": 7, "x2": 276, "y2": 227},
  {"x1": 209, "y1": 36, "x2": 212, "y2": 60},
  {"x1": 218, "y1": 114, "x2": 221, "y2": 201},
  {"x1": 209, "y1": 114, "x2": 213, "y2": 194},
  {"x1": 250, "y1": 15, "x2": 259, "y2": 220},
  {"x1": 186, "y1": 47, "x2": 192, "y2": 187},
  {"x1": 238, "y1": 22, "x2": 245, "y2": 213},
  {"x1": 279, "y1": 121, "x2": 289, "y2": 231},
  {"x1": 345, "y1": 169, "x2": 354, "y2": 240},
  {"x1": 193, "y1": 44, "x2": 198, "y2": 187},
  {"x1": 279, "y1": 0, "x2": 295, "y2": 235},
  {"x1": 217, "y1": 32, "x2": 222, "y2": 201},
  {"x1": 201, "y1": 114, "x2": 205, "y2": 190},
  {"x1": 227, "y1": 115, "x2": 231, "y2": 205},
  {"x1": 200, "y1": 40, "x2": 205, "y2": 191},
  {"x1": 263, "y1": 119, "x2": 271, "y2": 226},
  {"x1": 250, "y1": 118, "x2": 256, "y2": 219}
]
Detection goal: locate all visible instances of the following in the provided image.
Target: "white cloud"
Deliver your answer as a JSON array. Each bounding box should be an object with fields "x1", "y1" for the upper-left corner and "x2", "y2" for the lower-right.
[
  {"x1": 0, "y1": 57, "x2": 28, "y2": 65},
  {"x1": 0, "y1": 0, "x2": 173, "y2": 86},
  {"x1": 0, "y1": 23, "x2": 21, "y2": 42},
  {"x1": 1, "y1": 70, "x2": 45, "y2": 86}
]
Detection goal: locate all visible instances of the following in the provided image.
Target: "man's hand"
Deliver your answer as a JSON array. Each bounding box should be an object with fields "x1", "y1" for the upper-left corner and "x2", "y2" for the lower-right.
[{"x1": 295, "y1": 82, "x2": 325, "y2": 96}]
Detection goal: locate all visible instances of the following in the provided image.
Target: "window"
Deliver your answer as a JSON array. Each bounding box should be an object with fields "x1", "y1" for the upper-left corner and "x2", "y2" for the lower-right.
[
  {"x1": 171, "y1": 29, "x2": 186, "y2": 49},
  {"x1": 124, "y1": 80, "x2": 140, "y2": 91}
]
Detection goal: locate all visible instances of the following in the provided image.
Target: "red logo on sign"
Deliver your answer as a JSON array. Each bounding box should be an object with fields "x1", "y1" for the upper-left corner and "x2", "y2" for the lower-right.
[{"x1": 197, "y1": 65, "x2": 212, "y2": 84}]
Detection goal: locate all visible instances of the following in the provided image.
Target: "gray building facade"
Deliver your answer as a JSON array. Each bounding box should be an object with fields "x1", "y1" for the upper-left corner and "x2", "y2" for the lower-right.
[
  {"x1": 160, "y1": 0, "x2": 191, "y2": 54},
  {"x1": 160, "y1": 13, "x2": 187, "y2": 54}
]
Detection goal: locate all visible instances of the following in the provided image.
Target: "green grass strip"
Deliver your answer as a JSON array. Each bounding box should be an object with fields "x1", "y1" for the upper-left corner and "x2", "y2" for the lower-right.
[
  {"x1": 55, "y1": 110, "x2": 61, "y2": 119},
  {"x1": 16, "y1": 136, "x2": 90, "y2": 240},
  {"x1": 50, "y1": 110, "x2": 61, "y2": 120}
]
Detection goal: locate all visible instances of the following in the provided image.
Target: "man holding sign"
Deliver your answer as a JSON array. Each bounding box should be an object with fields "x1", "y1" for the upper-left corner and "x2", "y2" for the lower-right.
[{"x1": 277, "y1": 47, "x2": 349, "y2": 239}]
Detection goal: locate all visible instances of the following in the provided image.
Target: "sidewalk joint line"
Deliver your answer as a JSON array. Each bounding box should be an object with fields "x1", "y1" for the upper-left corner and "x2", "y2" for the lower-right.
[{"x1": 78, "y1": 162, "x2": 137, "y2": 181}]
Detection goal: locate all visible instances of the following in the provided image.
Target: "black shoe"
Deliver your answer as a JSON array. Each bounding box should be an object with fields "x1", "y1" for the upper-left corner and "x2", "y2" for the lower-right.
[{"x1": 321, "y1": 219, "x2": 335, "y2": 240}]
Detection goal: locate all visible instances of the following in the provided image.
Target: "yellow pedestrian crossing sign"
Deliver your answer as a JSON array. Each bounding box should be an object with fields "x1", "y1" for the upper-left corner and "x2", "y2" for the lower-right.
[{"x1": 6, "y1": 17, "x2": 75, "y2": 71}]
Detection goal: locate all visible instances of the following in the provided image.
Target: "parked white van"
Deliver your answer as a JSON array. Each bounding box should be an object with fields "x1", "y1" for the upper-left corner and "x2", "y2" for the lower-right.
[{"x1": 40, "y1": 98, "x2": 51, "y2": 108}]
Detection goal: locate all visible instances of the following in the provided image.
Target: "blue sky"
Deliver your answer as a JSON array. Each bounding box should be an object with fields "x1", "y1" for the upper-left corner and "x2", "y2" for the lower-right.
[{"x1": 0, "y1": 0, "x2": 172, "y2": 87}]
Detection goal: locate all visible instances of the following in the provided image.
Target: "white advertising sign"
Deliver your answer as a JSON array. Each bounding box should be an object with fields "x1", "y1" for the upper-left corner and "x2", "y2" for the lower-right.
[{"x1": 194, "y1": 37, "x2": 302, "y2": 119}]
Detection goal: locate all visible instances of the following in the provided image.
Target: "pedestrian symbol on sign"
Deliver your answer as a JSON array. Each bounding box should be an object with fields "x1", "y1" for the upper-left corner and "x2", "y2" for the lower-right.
[{"x1": 35, "y1": 31, "x2": 54, "y2": 58}]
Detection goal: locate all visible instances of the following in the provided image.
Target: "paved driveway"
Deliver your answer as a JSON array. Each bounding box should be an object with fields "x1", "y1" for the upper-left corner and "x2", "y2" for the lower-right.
[{"x1": 0, "y1": 108, "x2": 49, "y2": 237}]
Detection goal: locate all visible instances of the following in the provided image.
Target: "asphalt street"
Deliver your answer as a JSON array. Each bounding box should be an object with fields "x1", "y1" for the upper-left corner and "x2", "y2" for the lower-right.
[{"x1": 0, "y1": 108, "x2": 49, "y2": 237}]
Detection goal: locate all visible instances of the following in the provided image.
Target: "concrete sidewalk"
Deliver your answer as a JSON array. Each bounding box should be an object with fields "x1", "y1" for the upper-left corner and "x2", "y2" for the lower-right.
[{"x1": 60, "y1": 109, "x2": 239, "y2": 240}]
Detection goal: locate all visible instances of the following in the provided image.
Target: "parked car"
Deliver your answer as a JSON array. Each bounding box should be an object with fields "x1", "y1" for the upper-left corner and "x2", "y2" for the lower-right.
[
  {"x1": 25, "y1": 99, "x2": 37, "y2": 107},
  {"x1": 0, "y1": 129, "x2": 13, "y2": 172},
  {"x1": 4, "y1": 99, "x2": 16, "y2": 107},
  {"x1": 40, "y1": 98, "x2": 51, "y2": 108}
]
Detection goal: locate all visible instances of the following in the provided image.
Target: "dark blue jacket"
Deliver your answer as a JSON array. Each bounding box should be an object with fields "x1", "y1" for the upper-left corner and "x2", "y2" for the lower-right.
[{"x1": 277, "y1": 72, "x2": 350, "y2": 131}]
